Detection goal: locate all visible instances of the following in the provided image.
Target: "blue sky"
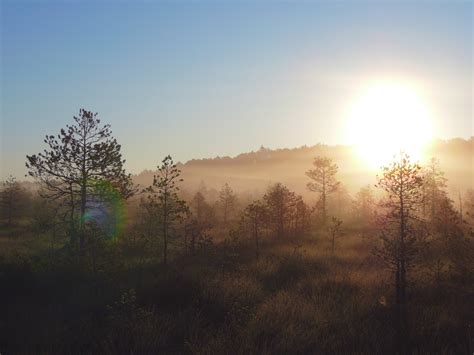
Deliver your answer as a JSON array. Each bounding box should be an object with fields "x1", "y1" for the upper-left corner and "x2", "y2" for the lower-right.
[{"x1": 1, "y1": 0, "x2": 472, "y2": 178}]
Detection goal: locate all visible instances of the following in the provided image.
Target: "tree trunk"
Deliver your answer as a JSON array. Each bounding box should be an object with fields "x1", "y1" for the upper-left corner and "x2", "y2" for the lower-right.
[
  {"x1": 7, "y1": 191, "x2": 13, "y2": 226},
  {"x1": 278, "y1": 201, "x2": 284, "y2": 238},
  {"x1": 80, "y1": 122, "x2": 88, "y2": 255},
  {"x1": 163, "y1": 194, "x2": 168, "y2": 266},
  {"x1": 395, "y1": 262, "x2": 404, "y2": 355},
  {"x1": 80, "y1": 181, "x2": 87, "y2": 254},
  {"x1": 69, "y1": 185, "x2": 77, "y2": 249},
  {"x1": 254, "y1": 218, "x2": 259, "y2": 259},
  {"x1": 223, "y1": 203, "x2": 228, "y2": 226},
  {"x1": 322, "y1": 174, "x2": 327, "y2": 225},
  {"x1": 399, "y1": 258, "x2": 409, "y2": 355},
  {"x1": 397, "y1": 187, "x2": 409, "y2": 355},
  {"x1": 332, "y1": 231, "x2": 335, "y2": 255}
]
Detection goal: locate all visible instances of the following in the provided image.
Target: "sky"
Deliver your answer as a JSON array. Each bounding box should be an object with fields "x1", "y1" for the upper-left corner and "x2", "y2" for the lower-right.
[{"x1": 1, "y1": 0, "x2": 472, "y2": 178}]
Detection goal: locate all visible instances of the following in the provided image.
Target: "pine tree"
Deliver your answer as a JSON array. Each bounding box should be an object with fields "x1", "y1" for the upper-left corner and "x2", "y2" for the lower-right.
[
  {"x1": 218, "y1": 183, "x2": 237, "y2": 226},
  {"x1": 263, "y1": 183, "x2": 295, "y2": 239},
  {"x1": 0, "y1": 175, "x2": 27, "y2": 226},
  {"x1": 375, "y1": 152, "x2": 424, "y2": 355},
  {"x1": 306, "y1": 156, "x2": 340, "y2": 225},
  {"x1": 144, "y1": 155, "x2": 188, "y2": 265},
  {"x1": 26, "y1": 109, "x2": 133, "y2": 253},
  {"x1": 242, "y1": 200, "x2": 267, "y2": 259}
]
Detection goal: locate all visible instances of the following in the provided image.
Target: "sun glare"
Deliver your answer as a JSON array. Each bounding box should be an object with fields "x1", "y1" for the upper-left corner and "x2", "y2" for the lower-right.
[{"x1": 346, "y1": 82, "x2": 433, "y2": 168}]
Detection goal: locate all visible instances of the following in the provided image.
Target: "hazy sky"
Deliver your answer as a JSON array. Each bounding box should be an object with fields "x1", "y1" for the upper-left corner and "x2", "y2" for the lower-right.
[{"x1": 1, "y1": 0, "x2": 472, "y2": 178}]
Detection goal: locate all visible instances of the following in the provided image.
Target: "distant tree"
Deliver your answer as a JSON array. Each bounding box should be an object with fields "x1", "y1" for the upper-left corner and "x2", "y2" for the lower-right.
[
  {"x1": 29, "y1": 193, "x2": 64, "y2": 248},
  {"x1": 328, "y1": 216, "x2": 343, "y2": 255},
  {"x1": 424, "y1": 193, "x2": 461, "y2": 283},
  {"x1": 219, "y1": 183, "x2": 237, "y2": 226},
  {"x1": 418, "y1": 159, "x2": 472, "y2": 284},
  {"x1": 0, "y1": 175, "x2": 28, "y2": 226},
  {"x1": 192, "y1": 191, "x2": 206, "y2": 222},
  {"x1": 465, "y1": 189, "x2": 474, "y2": 227},
  {"x1": 421, "y1": 158, "x2": 447, "y2": 221},
  {"x1": 26, "y1": 109, "x2": 133, "y2": 253},
  {"x1": 144, "y1": 155, "x2": 188, "y2": 265},
  {"x1": 195, "y1": 181, "x2": 219, "y2": 204},
  {"x1": 423, "y1": 183, "x2": 474, "y2": 288},
  {"x1": 457, "y1": 191, "x2": 463, "y2": 223},
  {"x1": 242, "y1": 200, "x2": 268, "y2": 259},
  {"x1": 184, "y1": 215, "x2": 212, "y2": 256},
  {"x1": 306, "y1": 156, "x2": 340, "y2": 225},
  {"x1": 332, "y1": 185, "x2": 352, "y2": 219},
  {"x1": 290, "y1": 195, "x2": 311, "y2": 238},
  {"x1": 197, "y1": 180, "x2": 209, "y2": 197},
  {"x1": 191, "y1": 191, "x2": 214, "y2": 228},
  {"x1": 263, "y1": 183, "x2": 295, "y2": 239},
  {"x1": 181, "y1": 191, "x2": 215, "y2": 254},
  {"x1": 375, "y1": 153, "x2": 424, "y2": 355},
  {"x1": 353, "y1": 185, "x2": 376, "y2": 228},
  {"x1": 456, "y1": 189, "x2": 474, "y2": 282}
]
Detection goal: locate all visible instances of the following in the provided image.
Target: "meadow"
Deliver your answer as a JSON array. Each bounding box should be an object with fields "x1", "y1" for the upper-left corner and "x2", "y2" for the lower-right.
[{"x1": 0, "y1": 217, "x2": 471, "y2": 354}]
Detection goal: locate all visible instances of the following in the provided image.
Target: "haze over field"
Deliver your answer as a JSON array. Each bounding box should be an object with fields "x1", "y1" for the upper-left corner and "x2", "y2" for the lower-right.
[
  {"x1": 134, "y1": 138, "x2": 474, "y2": 199},
  {"x1": 0, "y1": 1, "x2": 473, "y2": 354}
]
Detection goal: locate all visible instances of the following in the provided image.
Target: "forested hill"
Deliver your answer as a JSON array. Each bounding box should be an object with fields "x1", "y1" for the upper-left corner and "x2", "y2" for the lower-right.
[{"x1": 134, "y1": 138, "x2": 474, "y2": 198}]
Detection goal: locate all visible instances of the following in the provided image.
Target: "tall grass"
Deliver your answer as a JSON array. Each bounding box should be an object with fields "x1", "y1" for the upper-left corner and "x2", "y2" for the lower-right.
[{"x1": 0, "y1": 228, "x2": 472, "y2": 354}]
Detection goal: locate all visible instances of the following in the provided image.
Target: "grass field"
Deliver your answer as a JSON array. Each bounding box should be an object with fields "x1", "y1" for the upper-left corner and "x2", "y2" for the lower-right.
[{"x1": 0, "y1": 225, "x2": 471, "y2": 354}]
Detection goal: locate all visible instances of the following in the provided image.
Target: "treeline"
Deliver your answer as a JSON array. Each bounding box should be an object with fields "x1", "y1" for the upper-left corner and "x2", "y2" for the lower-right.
[
  {"x1": 134, "y1": 136, "x2": 474, "y2": 197},
  {"x1": 2, "y1": 109, "x2": 473, "y2": 280},
  {"x1": 1, "y1": 109, "x2": 474, "y2": 354}
]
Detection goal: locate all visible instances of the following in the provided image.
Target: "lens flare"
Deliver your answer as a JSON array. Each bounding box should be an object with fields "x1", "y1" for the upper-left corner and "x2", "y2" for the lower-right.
[{"x1": 83, "y1": 179, "x2": 126, "y2": 241}]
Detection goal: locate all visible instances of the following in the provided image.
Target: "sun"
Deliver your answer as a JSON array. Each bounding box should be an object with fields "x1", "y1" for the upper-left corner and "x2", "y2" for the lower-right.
[{"x1": 346, "y1": 82, "x2": 433, "y2": 168}]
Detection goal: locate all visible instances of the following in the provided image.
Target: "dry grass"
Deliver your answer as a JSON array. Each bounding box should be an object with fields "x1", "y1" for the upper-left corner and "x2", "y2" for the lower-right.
[{"x1": 0, "y1": 228, "x2": 471, "y2": 354}]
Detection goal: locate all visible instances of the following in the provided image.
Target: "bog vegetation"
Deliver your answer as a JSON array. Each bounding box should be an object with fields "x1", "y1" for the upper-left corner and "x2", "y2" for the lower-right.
[{"x1": 1, "y1": 110, "x2": 473, "y2": 354}]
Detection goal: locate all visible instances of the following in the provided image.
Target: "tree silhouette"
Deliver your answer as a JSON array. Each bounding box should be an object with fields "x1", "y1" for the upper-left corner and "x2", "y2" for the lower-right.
[
  {"x1": 329, "y1": 216, "x2": 343, "y2": 255},
  {"x1": 422, "y1": 157, "x2": 447, "y2": 221},
  {"x1": 353, "y1": 185, "x2": 376, "y2": 229},
  {"x1": 191, "y1": 191, "x2": 214, "y2": 228},
  {"x1": 306, "y1": 156, "x2": 340, "y2": 225},
  {"x1": 218, "y1": 183, "x2": 237, "y2": 226},
  {"x1": 144, "y1": 155, "x2": 188, "y2": 265},
  {"x1": 263, "y1": 183, "x2": 295, "y2": 239},
  {"x1": 331, "y1": 184, "x2": 352, "y2": 219},
  {"x1": 0, "y1": 175, "x2": 27, "y2": 226},
  {"x1": 375, "y1": 152, "x2": 424, "y2": 355},
  {"x1": 242, "y1": 200, "x2": 268, "y2": 259},
  {"x1": 418, "y1": 160, "x2": 455, "y2": 283},
  {"x1": 26, "y1": 109, "x2": 133, "y2": 253},
  {"x1": 465, "y1": 189, "x2": 474, "y2": 227},
  {"x1": 184, "y1": 214, "x2": 213, "y2": 256},
  {"x1": 290, "y1": 195, "x2": 311, "y2": 238}
]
